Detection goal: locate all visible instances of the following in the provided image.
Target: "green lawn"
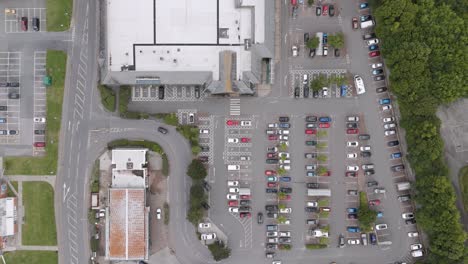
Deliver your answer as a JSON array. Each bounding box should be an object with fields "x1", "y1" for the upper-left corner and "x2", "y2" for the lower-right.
[
  {"x1": 7, "y1": 181, "x2": 18, "y2": 197},
  {"x1": 46, "y1": 0, "x2": 72, "y2": 31},
  {"x1": 22, "y1": 182, "x2": 57, "y2": 245},
  {"x1": 98, "y1": 84, "x2": 116, "y2": 112},
  {"x1": 4, "y1": 251, "x2": 58, "y2": 264},
  {"x1": 459, "y1": 166, "x2": 468, "y2": 211},
  {"x1": 4, "y1": 51, "x2": 67, "y2": 175}
]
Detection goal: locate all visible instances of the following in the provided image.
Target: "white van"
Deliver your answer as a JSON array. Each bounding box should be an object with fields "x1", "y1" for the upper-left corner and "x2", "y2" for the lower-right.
[
  {"x1": 227, "y1": 165, "x2": 240, "y2": 171},
  {"x1": 354, "y1": 75, "x2": 366, "y2": 95},
  {"x1": 323, "y1": 46, "x2": 328, "y2": 56},
  {"x1": 303, "y1": 74, "x2": 308, "y2": 84},
  {"x1": 360, "y1": 20, "x2": 375, "y2": 29}
]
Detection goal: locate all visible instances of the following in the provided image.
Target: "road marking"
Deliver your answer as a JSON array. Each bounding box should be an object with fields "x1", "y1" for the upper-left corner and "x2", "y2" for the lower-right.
[{"x1": 63, "y1": 183, "x2": 70, "y2": 202}]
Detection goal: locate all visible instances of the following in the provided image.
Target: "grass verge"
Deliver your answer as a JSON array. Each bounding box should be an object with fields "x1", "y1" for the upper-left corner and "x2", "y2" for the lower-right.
[
  {"x1": 306, "y1": 244, "x2": 327, "y2": 250},
  {"x1": 46, "y1": 0, "x2": 72, "y2": 31},
  {"x1": 22, "y1": 182, "x2": 57, "y2": 245},
  {"x1": 4, "y1": 51, "x2": 66, "y2": 174},
  {"x1": 163, "y1": 202, "x2": 170, "y2": 225},
  {"x1": 4, "y1": 251, "x2": 58, "y2": 264},
  {"x1": 459, "y1": 166, "x2": 468, "y2": 211},
  {"x1": 91, "y1": 159, "x2": 100, "y2": 193},
  {"x1": 119, "y1": 86, "x2": 149, "y2": 119},
  {"x1": 318, "y1": 199, "x2": 329, "y2": 207},
  {"x1": 98, "y1": 84, "x2": 116, "y2": 112},
  {"x1": 7, "y1": 181, "x2": 18, "y2": 197}
]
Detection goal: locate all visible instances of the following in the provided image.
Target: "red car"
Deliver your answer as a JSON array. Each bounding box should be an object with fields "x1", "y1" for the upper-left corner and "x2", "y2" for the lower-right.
[
  {"x1": 321, "y1": 171, "x2": 331, "y2": 176},
  {"x1": 34, "y1": 142, "x2": 45, "y2": 147},
  {"x1": 352, "y1": 17, "x2": 358, "y2": 30},
  {"x1": 322, "y1": 5, "x2": 328, "y2": 16},
  {"x1": 228, "y1": 200, "x2": 238, "y2": 206},
  {"x1": 267, "y1": 153, "x2": 278, "y2": 158},
  {"x1": 267, "y1": 182, "x2": 278, "y2": 188},
  {"x1": 369, "y1": 199, "x2": 381, "y2": 206},
  {"x1": 240, "y1": 212, "x2": 251, "y2": 218},
  {"x1": 305, "y1": 129, "x2": 317, "y2": 135},
  {"x1": 268, "y1": 135, "x2": 278, "y2": 140},
  {"x1": 369, "y1": 51, "x2": 380, "y2": 57},
  {"x1": 240, "y1": 195, "x2": 251, "y2": 200},
  {"x1": 226, "y1": 120, "x2": 239, "y2": 126},
  {"x1": 241, "y1": 137, "x2": 251, "y2": 143},
  {"x1": 21, "y1": 17, "x2": 28, "y2": 31},
  {"x1": 319, "y1": 123, "x2": 330, "y2": 128},
  {"x1": 280, "y1": 195, "x2": 291, "y2": 201},
  {"x1": 347, "y1": 129, "x2": 359, "y2": 134},
  {"x1": 265, "y1": 170, "x2": 276, "y2": 176},
  {"x1": 345, "y1": 171, "x2": 357, "y2": 177}
]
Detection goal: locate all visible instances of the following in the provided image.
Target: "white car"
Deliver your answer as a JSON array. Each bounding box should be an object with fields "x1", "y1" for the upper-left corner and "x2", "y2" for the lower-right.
[
  {"x1": 199, "y1": 223, "x2": 211, "y2": 229},
  {"x1": 347, "y1": 165, "x2": 359, "y2": 171},
  {"x1": 383, "y1": 117, "x2": 395, "y2": 123},
  {"x1": 266, "y1": 231, "x2": 278, "y2": 237},
  {"x1": 228, "y1": 207, "x2": 239, "y2": 213},
  {"x1": 411, "y1": 249, "x2": 424, "y2": 257},
  {"x1": 227, "y1": 181, "x2": 239, "y2": 187},
  {"x1": 279, "y1": 159, "x2": 290, "y2": 164},
  {"x1": 279, "y1": 135, "x2": 289, "y2": 141},
  {"x1": 347, "y1": 116, "x2": 359, "y2": 122},
  {"x1": 374, "y1": 187, "x2": 386, "y2": 194},
  {"x1": 267, "y1": 237, "x2": 279, "y2": 243},
  {"x1": 375, "y1": 224, "x2": 388, "y2": 230},
  {"x1": 199, "y1": 129, "x2": 209, "y2": 134},
  {"x1": 272, "y1": 261, "x2": 282, "y2": 264},
  {"x1": 312, "y1": 230, "x2": 328, "y2": 237},
  {"x1": 348, "y1": 239, "x2": 360, "y2": 245},
  {"x1": 410, "y1": 244, "x2": 423, "y2": 250},
  {"x1": 229, "y1": 188, "x2": 239, "y2": 193},
  {"x1": 292, "y1": 45, "x2": 298, "y2": 57},
  {"x1": 34, "y1": 117, "x2": 46, "y2": 123},
  {"x1": 347, "y1": 141, "x2": 359, "y2": 147},
  {"x1": 156, "y1": 208, "x2": 162, "y2": 220},
  {"x1": 240, "y1": 120, "x2": 252, "y2": 126},
  {"x1": 402, "y1": 212, "x2": 415, "y2": 219},
  {"x1": 408, "y1": 232, "x2": 419, "y2": 238},
  {"x1": 279, "y1": 152, "x2": 290, "y2": 158},
  {"x1": 384, "y1": 123, "x2": 396, "y2": 129},
  {"x1": 347, "y1": 153, "x2": 357, "y2": 159},
  {"x1": 366, "y1": 38, "x2": 379, "y2": 45},
  {"x1": 279, "y1": 140, "x2": 289, "y2": 146},
  {"x1": 279, "y1": 231, "x2": 291, "y2": 237},
  {"x1": 384, "y1": 129, "x2": 396, "y2": 136},
  {"x1": 382, "y1": 105, "x2": 392, "y2": 111},
  {"x1": 281, "y1": 219, "x2": 291, "y2": 225},
  {"x1": 279, "y1": 130, "x2": 289, "y2": 135},
  {"x1": 240, "y1": 156, "x2": 251, "y2": 161},
  {"x1": 371, "y1": 63, "x2": 383, "y2": 69},
  {"x1": 268, "y1": 123, "x2": 278, "y2": 128},
  {"x1": 228, "y1": 138, "x2": 239, "y2": 143},
  {"x1": 322, "y1": 87, "x2": 329, "y2": 97},
  {"x1": 201, "y1": 233, "x2": 217, "y2": 240},
  {"x1": 306, "y1": 201, "x2": 318, "y2": 207},
  {"x1": 279, "y1": 165, "x2": 291, "y2": 171},
  {"x1": 226, "y1": 194, "x2": 238, "y2": 200},
  {"x1": 360, "y1": 145, "x2": 371, "y2": 151},
  {"x1": 279, "y1": 208, "x2": 292, "y2": 214}
]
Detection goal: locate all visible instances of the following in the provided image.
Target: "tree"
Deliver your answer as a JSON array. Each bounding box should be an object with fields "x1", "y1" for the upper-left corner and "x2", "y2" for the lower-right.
[
  {"x1": 357, "y1": 192, "x2": 376, "y2": 232},
  {"x1": 278, "y1": 203, "x2": 286, "y2": 209},
  {"x1": 277, "y1": 167, "x2": 287, "y2": 176},
  {"x1": 279, "y1": 142, "x2": 288, "y2": 151},
  {"x1": 317, "y1": 130, "x2": 328, "y2": 138},
  {"x1": 191, "y1": 145, "x2": 201, "y2": 155},
  {"x1": 278, "y1": 192, "x2": 287, "y2": 200},
  {"x1": 208, "y1": 240, "x2": 231, "y2": 261},
  {"x1": 187, "y1": 159, "x2": 207, "y2": 180},
  {"x1": 306, "y1": 37, "x2": 320, "y2": 50},
  {"x1": 316, "y1": 154, "x2": 328, "y2": 162},
  {"x1": 277, "y1": 215, "x2": 287, "y2": 223},
  {"x1": 328, "y1": 32, "x2": 344, "y2": 49},
  {"x1": 309, "y1": 75, "x2": 327, "y2": 92},
  {"x1": 316, "y1": 142, "x2": 327, "y2": 150},
  {"x1": 317, "y1": 166, "x2": 327, "y2": 174}
]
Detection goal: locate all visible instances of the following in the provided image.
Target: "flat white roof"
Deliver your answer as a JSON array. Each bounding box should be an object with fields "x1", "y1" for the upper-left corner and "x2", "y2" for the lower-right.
[{"x1": 112, "y1": 149, "x2": 147, "y2": 170}]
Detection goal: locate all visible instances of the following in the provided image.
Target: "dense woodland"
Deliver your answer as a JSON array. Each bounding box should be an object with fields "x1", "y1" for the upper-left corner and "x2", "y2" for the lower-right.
[{"x1": 373, "y1": 0, "x2": 467, "y2": 262}]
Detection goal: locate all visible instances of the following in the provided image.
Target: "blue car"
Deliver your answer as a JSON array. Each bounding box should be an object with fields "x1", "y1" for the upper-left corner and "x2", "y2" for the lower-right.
[
  {"x1": 280, "y1": 177, "x2": 291, "y2": 182},
  {"x1": 372, "y1": 69, "x2": 384, "y2": 75},
  {"x1": 377, "y1": 211, "x2": 384, "y2": 218},
  {"x1": 319, "y1": 116, "x2": 331, "y2": 123},
  {"x1": 347, "y1": 226, "x2": 361, "y2": 233},
  {"x1": 347, "y1": 207, "x2": 357, "y2": 213},
  {"x1": 369, "y1": 44, "x2": 379, "y2": 51},
  {"x1": 0, "y1": 118, "x2": 5, "y2": 123},
  {"x1": 379, "y1": 98, "x2": 391, "y2": 105},
  {"x1": 359, "y1": 3, "x2": 369, "y2": 9},
  {"x1": 369, "y1": 233, "x2": 377, "y2": 245},
  {"x1": 279, "y1": 123, "x2": 290, "y2": 128},
  {"x1": 391, "y1": 152, "x2": 402, "y2": 159}
]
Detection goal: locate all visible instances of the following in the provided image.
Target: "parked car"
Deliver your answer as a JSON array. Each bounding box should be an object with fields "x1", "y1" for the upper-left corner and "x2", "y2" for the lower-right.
[
  {"x1": 347, "y1": 226, "x2": 360, "y2": 233},
  {"x1": 309, "y1": 49, "x2": 316, "y2": 57},
  {"x1": 369, "y1": 44, "x2": 379, "y2": 51},
  {"x1": 21, "y1": 17, "x2": 28, "y2": 31},
  {"x1": 384, "y1": 129, "x2": 396, "y2": 136},
  {"x1": 306, "y1": 116, "x2": 317, "y2": 122},
  {"x1": 383, "y1": 117, "x2": 395, "y2": 123},
  {"x1": 315, "y1": 6, "x2": 321, "y2": 16},
  {"x1": 379, "y1": 98, "x2": 391, "y2": 105},
  {"x1": 347, "y1": 122, "x2": 358, "y2": 128},
  {"x1": 372, "y1": 69, "x2": 384, "y2": 75},
  {"x1": 375, "y1": 224, "x2": 388, "y2": 230},
  {"x1": 374, "y1": 75, "x2": 385, "y2": 81},
  {"x1": 360, "y1": 3, "x2": 369, "y2": 9},
  {"x1": 369, "y1": 233, "x2": 377, "y2": 245},
  {"x1": 360, "y1": 15, "x2": 372, "y2": 22},
  {"x1": 358, "y1": 134, "x2": 370, "y2": 140},
  {"x1": 319, "y1": 123, "x2": 330, "y2": 128},
  {"x1": 402, "y1": 212, "x2": 415, "y2": 219},
  {"x1": 347, "y1": 141, "x2": 359, "y2": 147},
  {"x1": 347, "y1": 129, "x2": 358, "y2": 134},
  {"x1": 369, "y1": 51, "x2": 380, "y2": 57},
  {"x1": 322, "y1": 5, "x2": 328, "y2": 16},
  {"x1": 319, "y1": 116, "x2": 331, "y2": 122},
  {"x1": 363, "y1": 33, "x2": 376, "y2": 40},
  {"x1": 352, "y1": 17, "x2": 358, "y2": 29},
  {"x1": 387, "y1": 140, "x2": 399, "y2": 147},
  {"x1": 348, "y1": 190, "x2": 358, "y2": 195},
  {"x1": 329, "y1": 4, "x2": 335, "y2": 16},
  {"x1": 382, "y1": 105, "x2": 392, "y2": 111},
  {"x1": 369, "y1": 199, "x2": 381, "y2": 206},
  {"x1": 361, "y1": 151, "x2": 372, "y2": 158},
  {"x1": 367, "y1": 181, "x2": 378, "y2": 187}
]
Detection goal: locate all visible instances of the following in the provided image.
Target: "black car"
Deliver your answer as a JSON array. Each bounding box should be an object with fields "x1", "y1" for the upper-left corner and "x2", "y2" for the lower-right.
[
  {"x1": 294, "y1": 87, "x2": 300, "y2": 98},
  {"x1": 307, "y1": 183, "x2": 319, "y2": 188},
  {"x1": 304, "y1": 33, "x2": 309, "y2": 43},
  {"x1": 279, "y1": 116, "x2": 289, "y2": 122},
  {"x1": 279, "y1": 237, "x2": 291, "y2": 243},
  {"x1": 0, "y1": 106, "x2": 7, "y2": 111},
  {"x1": 348, "y1": 214, "x2": 357, "y2": 219},
  {"x1": 158, "y1": 86, "x2": 165, "y2": 99},
  {"x1": 339, "y1": 234, "x2": 345, "y2": 248},
  {"x1": 257, "y1": 212, "x2": 263, "y2": 224},
  {"x1": 358, "y1": 134, "x2": 370, "y2": 140},
  {"x1": 303, "y1": 85, "x2": 309, "y2": 98},
  {"x1": 374, "y1": 75, "x2": 385, "y2": 81},
  {"x1": 398, "y1": 194, "x2": 411, "y2": 202},
  {"x1": 405, "y1": 218, "x2": 416, "y2": 225},
  {"x1": 334, "y1": 48, "x2": 340, "y2": 57},
  {"x1": 309, "y1": 48, "x2": 316, "y2": 58},
  {"x1": 391, "y1": 164, "x2": 405, "y2": 172},
  {"x1": 346, "y1": 171, "x2": 357, "y2": 177},
  {"x1": 239, "y1": 206, "x2": 251, "y2": 212},
  {"x1": 316, "y1": 6, "x2": 321, "y2": 16},
  {"x1": 8, "y1": 93, "x2": 19, "y2": 99},
  {"x1": 266, "y1": 159, "x2": 279, "y2": 164},
  {"x1": 8, "y1": 82, "x2": 19, "y2": 87},
  {"x1": 266, "y1": 188, "x2": 278, "y2": 193},
  {"x1": 265, "y1": 205, "x2": 278, "y2": 212},
  {"x1": 200, "y1": 145, "x2": 209, "y2": 152},
  {"x1": 388, "y1": 140, "x2": 399, "y2": 147},
  {"x1": 267, "y1": 212, "x2": 278, "y2": 218},
  {"x1": 346, "y1": 122, "x2": 358, "y2": 129},
  {"x1": 363, "y1": 33, "x2": 376, "y2": 40},
  {"x1": 240, "y1": 200, "x2": 251, "y2": 206},
  {"x1": 367, "y1": 181, "x2": 378, "y2": 187},
  {"x1": 202, "y1": 181, "x2": 211, "y2": 191},
  {"x1": 280, "y1": 187, "x2": 292, "y2": 193},
  {"x1": 372, "y1": 69, "x2": 384, "y2": 75},
  {"x1": 361, "y1": 151, "x2": 372, "y2": 158},
  {"x1": 201, "y1": 202, "x2": 210, "y2": 210},
  {"x1": 306, "y1": 116, "x2": 317, "y2": 122},
  {"x1": 360, "y1": 15, "x2": 372, "y2": 22},
  {"x1": 0, "y1": 83, "x2": 8, "y2": 87},
  {"x1": 194, "y1": 86, "x2": 201, "y2": 98},
  {"x1": 157, "y1": 126, "x2": 168, "y2": 134},
  {"x1": 305, "y1": 207, "x2": 318, "y2": 213},
  {"x1": 34, "y1": 130, "x2": 45, "y2": 135},
  {"x1": 33, "y1": 17, "x2": 40, "y2": 31},
  {"x1": 364, "y1": 169, "x2": 375, "y2": 176},
  {"x1": 376, "y1": 87, "x2": 388, "y2": 93},
  {"x1": 369, "y1": 233, "x2": 377, "y2": 245},
  {"x1": 313, "y1": 91, "x2": 319, "y2": 98},
  {"x1": 329, "y1": 5, "x2": 335, "y2": 16}
]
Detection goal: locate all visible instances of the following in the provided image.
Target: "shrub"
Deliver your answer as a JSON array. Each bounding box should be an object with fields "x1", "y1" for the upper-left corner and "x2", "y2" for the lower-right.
[
  {"x1": 187, "y1": 159, "x2": 207, "y2": 181},
  {"x1": 306, "y1": 244, "x2": 327, "y2": 250},
  {"x1": 208, "y1": 241, "x2": 231, "y2": 261}
]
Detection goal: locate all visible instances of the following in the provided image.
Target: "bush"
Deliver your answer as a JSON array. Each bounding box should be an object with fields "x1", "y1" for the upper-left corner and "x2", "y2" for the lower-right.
[
  {"x1": 163, "y1": 113, "x2": 179, "y2": 126},
  {"x1": 163, "y1": 203, "x2": 170, "y2": 225},
  {"x1": 306, "y1": 244, "x2": 327, "y2": 250},
  {"x1": 328, "y1": 32, "x2": 344, "y2": 49},
  {"x1": 118, "y1": 86, "x2": 149, "y2": 119},
  {"x1": 97, "y1": 84, "x2": 116, "y2": 112},
  {"x1": 187, "y1": 183, "x2": 206, "y2": 225},
  {"x1": 357, "y1": 192, "x2": 376, "y2": 232},
  {"x1": 317, "y1": 155, "x2": 328, "y2": 162},
  {"x1": 310, "y1": 75, "x2": 327, "y2": 92},
  {"x1": 306, "y1": 37, "x2": 320, "y2": 50},
  {"x1": 278, "y1": 244, "x2": 291, "y2": 250},
  {"x1": 317, "y1": 130, "x2": 328, "y2": 138},
  {"x1": 176, "y1": 125, "x2": 200, "y2": 148},
  {"x1": 207, "y1": 241, "x2": 231, "y2": 261},
  {"x1": 187, "y1": 159, "x2": 207, "y2": 181}
]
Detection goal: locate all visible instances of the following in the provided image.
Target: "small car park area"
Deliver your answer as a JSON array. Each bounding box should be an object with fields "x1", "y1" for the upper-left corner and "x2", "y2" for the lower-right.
[{"x1": 4, "y1": 8, "x2": 46, "y2": 33}]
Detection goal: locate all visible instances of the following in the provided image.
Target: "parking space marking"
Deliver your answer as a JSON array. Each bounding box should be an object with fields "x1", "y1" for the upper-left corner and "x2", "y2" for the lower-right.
[
  {"x1": 32, "y1": 51, "x2": 47, "y2": 152},
  {"x1": 197, "y1": 115, "x2": 214, "y2": 164},
  {"x1": 4, "y1": 8, "x2": 47, "y2": 33},
  {"x1": 132, "y1": 85, "x2": 205, "y2": 102},
  {"x1": 0, "y1": 52, "x2": 21, "y2": 144},
  {"x1": 229, "y1": 98, "x2": 241, "y2": 116}
]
